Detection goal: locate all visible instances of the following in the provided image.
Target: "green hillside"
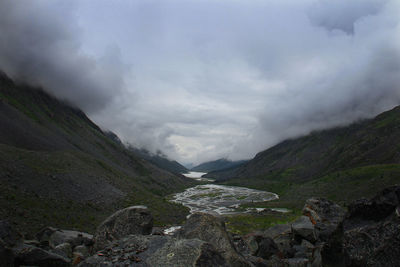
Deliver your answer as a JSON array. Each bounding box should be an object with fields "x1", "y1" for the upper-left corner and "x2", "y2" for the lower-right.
[
  {"x1": 208, "y1": 106, "x2": 400, "y2": 209},
  {"x1": 129, "y1": 147, "x2": 188, "y2": 175},
  {"x1": 0, "y1": 73, "x2": 196, "y2": 236}
]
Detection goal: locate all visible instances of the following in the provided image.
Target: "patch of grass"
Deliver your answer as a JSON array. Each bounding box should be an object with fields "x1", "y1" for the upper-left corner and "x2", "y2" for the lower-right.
[{"x1": 224, "y1": 210, "x2": 300, "y2": 235}]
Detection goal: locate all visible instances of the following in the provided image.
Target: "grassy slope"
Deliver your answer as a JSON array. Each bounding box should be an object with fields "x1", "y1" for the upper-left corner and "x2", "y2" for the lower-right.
[
  {"x1": 214, "y1": 106, "x2": 400, "y2": 211},
  {"x1": 0, "y1": 74, "x2": 196, "y2": 236}
]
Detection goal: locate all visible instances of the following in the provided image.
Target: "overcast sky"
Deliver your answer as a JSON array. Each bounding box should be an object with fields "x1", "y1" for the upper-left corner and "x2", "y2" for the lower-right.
[{"x1": 1, "y1": 0, "x2": 400, "y2": 165}]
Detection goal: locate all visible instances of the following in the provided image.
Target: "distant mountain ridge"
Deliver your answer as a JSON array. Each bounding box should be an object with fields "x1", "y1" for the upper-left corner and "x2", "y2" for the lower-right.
[
  {"x1": 129, "y1": 147, "x2": 188, "y2": 174},
  {"x1": 103, "y1": 131, "x2": 188, "y2": 174},
  {"x1": 191, "y1": 158, "x2": 248, "y2": 173}
]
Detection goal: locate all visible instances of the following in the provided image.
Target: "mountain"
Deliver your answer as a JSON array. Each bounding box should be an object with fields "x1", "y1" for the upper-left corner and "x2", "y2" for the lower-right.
[
  {"x1": 0, "y1": 73, "x2": 195, "y2": 235},
  {"x1": 191, "y1": 158, "x2": 248, "y2": 173},
  {"x1": 208, "y1": 105, "x2": 400, "y2": 208},
  {"x1": 129, "y1": 147, "x2": 188, "y2": 174}
]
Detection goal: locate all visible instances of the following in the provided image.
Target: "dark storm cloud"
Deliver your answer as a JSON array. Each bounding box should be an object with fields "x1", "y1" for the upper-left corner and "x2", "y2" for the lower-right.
[
  {"x1": 1, "y1": 0, "x2": 399, "y2": 164},
  {"x1": 0, "y1": 0, "x2": 126, "y2": 113}
]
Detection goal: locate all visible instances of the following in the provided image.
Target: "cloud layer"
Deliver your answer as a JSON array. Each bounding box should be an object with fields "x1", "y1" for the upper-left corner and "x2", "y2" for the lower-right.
[{"x1": 1, "y1": 0, "x2": 400, "y2": 165}]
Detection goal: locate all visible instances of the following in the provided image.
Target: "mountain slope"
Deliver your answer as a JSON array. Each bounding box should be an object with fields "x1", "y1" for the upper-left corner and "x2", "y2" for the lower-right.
[
  {"x1": 129, "y1": 147, "x2": 188, "y2": 174},
  {"x1": 0, "y1": 73, "x2": 195, "y2": 235},
  {"x1": 191, "y1": 158, "x2": 248, "y2": 173},
  {"x1": 208, "y1": 106, "x2": 400, "y2": 208}
]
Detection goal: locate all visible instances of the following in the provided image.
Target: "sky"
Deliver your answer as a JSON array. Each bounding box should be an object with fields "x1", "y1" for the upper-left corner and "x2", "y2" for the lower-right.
[{"x1": 0, "y1": 0, "x2": 400, "y2": 165}]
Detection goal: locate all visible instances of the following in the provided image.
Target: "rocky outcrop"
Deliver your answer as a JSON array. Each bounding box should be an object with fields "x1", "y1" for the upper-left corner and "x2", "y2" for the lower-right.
[
  {"x1": 343, "y1": 185, "x2": 400, "y2": 266},
  {"x1": 302, "y1": 198, "x2": 345, "y2": 266},
  {"x1": 2, "y1": 186, "x2": 399, "y2": 266},
  {"x1": 93, "y1": 205, "x2": 153, "y2": 250},
  {"x1": 14, "y1": 244, "x2": 71, "y2": 267},
  {"x1": 176, "y1": 213, "x2": 251, "y2": 267},
  {"x1": 36, "y1": 227, "x2": 94, "y2": 249},
  {"x1": 80, "y1": 234, "x2": 227, "y2": 266}
]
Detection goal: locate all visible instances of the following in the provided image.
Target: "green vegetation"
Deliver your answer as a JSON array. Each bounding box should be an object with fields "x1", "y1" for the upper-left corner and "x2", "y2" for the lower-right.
[
  {"x1": 0, "y1": 75, "x2": 196, "y2": 236},
  {"x1": 222, "y1": 164, "x2": 400, "y2": 210},
  {"x1": 225, "y1": 210, "x2": 300, "y2": 235}
]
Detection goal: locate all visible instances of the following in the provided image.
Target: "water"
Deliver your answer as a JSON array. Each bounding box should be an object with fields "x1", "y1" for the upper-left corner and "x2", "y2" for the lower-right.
[
  {"x1": 170, "y1": 184, "x2": 278, "y2": 215},
  {"x1": 182, "y1": 171, "x2": 215, "y2": 182}
]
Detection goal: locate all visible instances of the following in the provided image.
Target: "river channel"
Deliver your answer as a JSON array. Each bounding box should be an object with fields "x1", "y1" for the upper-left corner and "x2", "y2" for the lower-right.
[{"x1": 170, "y1": 172, "x2": 279, "y2": 215}]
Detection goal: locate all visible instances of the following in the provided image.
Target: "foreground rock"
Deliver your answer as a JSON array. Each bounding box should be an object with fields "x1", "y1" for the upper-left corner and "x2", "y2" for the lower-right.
[
  {"x1": 93, "y1": 205, "x2": 153, "y2": 251},
  {"x1": 36, "y1": 227, "x2": 94, "y2": 249},
  {"x1": 2, "y1": 186, "x2": 399, "y2": 266},
  {"x1": 302, "y1": 198, "x2": 345, "y2": 266},
  {"x1": 343, "y1": 185, "x2": 400, "y2": 266},
  {"x1": 176, "y1": 213, "x2": 251, "y2": 267},
  {"x1": 79, "y1": 234, "x2": 227, "y2": 266},
  {"x1": 14, "y1": 244, "x2": 71, "y2": 266}
]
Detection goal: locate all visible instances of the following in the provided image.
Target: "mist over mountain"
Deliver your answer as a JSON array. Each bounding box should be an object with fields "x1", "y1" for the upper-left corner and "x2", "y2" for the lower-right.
[
  {"x1": 0, "y1": 0, "x2": 399, "y2": 164},
  {"x1": 0, "y1": 73, "x2": 194, "y2": 234},
  {"x1": 129, "y1": 147, "x2": 188, "y2": 175},
  {"x1": 191, "y1": 158, "x2": 248, "y2": 173}
]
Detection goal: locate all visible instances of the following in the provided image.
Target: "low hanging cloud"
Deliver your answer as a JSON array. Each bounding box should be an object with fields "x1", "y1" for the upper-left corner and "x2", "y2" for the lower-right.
[
  {"x1": 1, "y1": 0, "x2": 400, "y2": 165},
  {"x1": 0, "y1": 0, "x2": 126, "y2": 113}
]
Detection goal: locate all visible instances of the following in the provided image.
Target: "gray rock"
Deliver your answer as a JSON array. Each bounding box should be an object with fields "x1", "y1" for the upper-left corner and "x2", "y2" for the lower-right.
[
  {"x1": 256, "y1": 237, "x2": 278, "y2": 259},
  {"x1": 176, "y1": 213, "x2": 251, "y2": 266},
  {"x1": 242, "y1": 233, "x2": 262, "y2": 255},
  {"x1": 293, "y1": 244, "x2": 307, "y2": 258},
  {"x1": 0, "y1": 239, "x2": 14, "y2": 267},
  {"x1": 72, "y1": 252, "x2": 85, "y2": 266},
  {"x1": 14, "y1": 244, "x2": 70, "y2": 267},
  {"x1": 302, "y1": 198, "x2": 345, "y2": 266},
  {"x1": 303, "y1": 198, "x2": 345, "y2": 241},
  {"x1": 291, "y1": 216, "x2": 316, "y2": 243},
  {"x1": 79, "y1": 234, "x2": 227, "y2": 266},
  {"x1": 283, "y1": 257, "x2": 309, "y2": 267},
  {"x1": 93, "y1": 205, "x2": 153, "y2": 250},
  {"x1": 74, "y1": 245, "x2": 89, "y2": 258},
  {"x1": 53, "y1": 242, "x2": 72, "y2": 259},
  {"x1": 36, "y1": 226, "x2": 57, "y2": 247},
  {"x1": 344, "y1": 210, "x2": 400, "y2": 266},
  {"x1": 246, "y1": 255, "x2": 274, "y2": 267},
  {"x1": 345, "y1": 185, "x2": 400, "y2": 227},
  {"x1": 263, "y1": 224, "x2": 294, "y2": 258},
  {"x1": 311, "y1": 244, "x2": 322, "y2": 267},
  {"x1": 0, "y1": 220, "x2": 23, "y2": 248},
  {"x1": 24, "y1": 239, "x2": 41, "y2": 247},
  {"x1": 263, "y1": 223, "x2": 291, "y2": 239},
  {"x1": 49, "y1": 229, "x2": 93, "y2": 248}
]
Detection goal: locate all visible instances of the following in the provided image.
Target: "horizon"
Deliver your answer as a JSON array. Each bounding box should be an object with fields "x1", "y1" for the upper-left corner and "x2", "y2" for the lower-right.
[{"x1": 1, "y1": 0, "x2": 400, "y2": 165}]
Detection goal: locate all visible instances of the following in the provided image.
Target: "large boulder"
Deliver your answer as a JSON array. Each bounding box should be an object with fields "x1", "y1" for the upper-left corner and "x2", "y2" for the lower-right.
[
  {"x1": 263, "y1": 223, "x2": 294, "y2": 258},
  {"x1": 240, "y1": 232, "x2": 279, "y2": 260},
  {"x1": 176, "y1": 213, "x2": 251, "y2": 267},
  {"x1": 79, "y1": 234, "x2": 227, "y2": 266},
  {"x1": 344, "y1": 185, "x2": 400, "y2": 229},
  {"x1": 256, "y1": 236, "x2": 279, "y2": 259},
  {"x1": 343, "y1": 186, "x2": 400, "y2": 266},
  {"x1": 302, "y1": 198, "x2": 345, "y2": 266},
  {"x1": 14, "y1": 244, "x2": 70, "y2": 267},
  {"x1": 93, "y1": 205, "x2": 153, "y2": 250},
  {"x1": 291, "y1": 216, "x2": 316, "y2": 243},
  {"x1": 48, "y1": 229, "x2": 93, "y2": 248}
]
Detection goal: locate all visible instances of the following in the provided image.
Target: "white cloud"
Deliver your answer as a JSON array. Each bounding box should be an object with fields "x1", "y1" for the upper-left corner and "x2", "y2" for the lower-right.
[{"x1": 1, "y1": 0, "x2": 400, "y2": 165}]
